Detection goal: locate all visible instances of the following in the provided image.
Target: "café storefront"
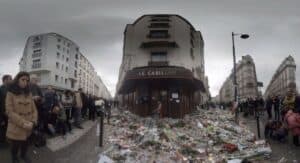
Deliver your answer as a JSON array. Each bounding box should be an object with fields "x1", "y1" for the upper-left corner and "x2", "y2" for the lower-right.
[{"x1": 118, "y1": 66, "x2": 206, "y2": 118}]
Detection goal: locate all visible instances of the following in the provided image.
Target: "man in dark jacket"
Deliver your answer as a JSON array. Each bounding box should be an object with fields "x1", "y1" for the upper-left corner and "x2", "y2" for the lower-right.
[
  {"x1": 272, "y1": 95, "x2": 280, "y2": 121},
  {"x1": 78, "y1": 88, "x2": 88, "y2": 119},
  {"x1": 265, "y1": 97, "x2": 273, "y2": 119},
  {"x1": 0, "y1": 74, "x2": 12, "y2": 143},
  {"x1": 88, "y1": 95, "x2": 96, "y2": 121},
  {"x1": 42, "y1": 85, "x2": 58, "y2": 133}
]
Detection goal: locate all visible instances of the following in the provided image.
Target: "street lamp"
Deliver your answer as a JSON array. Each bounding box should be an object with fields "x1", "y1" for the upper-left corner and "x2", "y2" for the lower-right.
[{"x1": 232, "y1": 32, "x2": 249, "y2": 123}]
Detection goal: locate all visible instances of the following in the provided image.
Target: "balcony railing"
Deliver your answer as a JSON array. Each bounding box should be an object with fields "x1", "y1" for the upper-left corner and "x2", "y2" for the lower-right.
[
  {"x1": 141, "y1": 41, "x2": 178, "y2": 48},
  {"x1": 148, "y1": 61, "x2": 169, "y2": 67},
  {"x1": 32, "y1": 63, "x2": 41, "y2": 69},
  {"x1": 147, "y1": 34, "x2": 170, "y2": 39}
]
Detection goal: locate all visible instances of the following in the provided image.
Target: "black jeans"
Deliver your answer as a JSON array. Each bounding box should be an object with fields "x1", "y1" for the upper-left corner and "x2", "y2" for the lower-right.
[
  {"x1": 293, "y1": 136, "x2": 299, "y2": 146},
  {"x1": 0, "y1": 116, "x2": 8, "y2": 142},
  {"x1": 56, "y1": 120, "x2": 67, "y2": 135},
  {"x1": 266, "y1": 107, "x2": 272, "y2": 119},
  {"x1": 10, "y1": 139, "x2": 29, "y2": 160},
  {"x1": 65, "y1": 108, "x2": 72, "y2": 132},
  {"x1": 88, "y1": 107, "x2": 96, "y2": 121}
]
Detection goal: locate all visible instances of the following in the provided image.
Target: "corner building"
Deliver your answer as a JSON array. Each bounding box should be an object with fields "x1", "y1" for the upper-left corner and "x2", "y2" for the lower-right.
[{"x1": 116, "y1": 14, "x2": 207, "y2": 118}]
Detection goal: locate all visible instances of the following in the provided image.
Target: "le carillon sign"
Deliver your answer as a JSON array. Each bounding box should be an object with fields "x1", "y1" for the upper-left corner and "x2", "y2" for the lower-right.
[{"x1": 125, "y1": 67, "x2": 194, "y2": 80}]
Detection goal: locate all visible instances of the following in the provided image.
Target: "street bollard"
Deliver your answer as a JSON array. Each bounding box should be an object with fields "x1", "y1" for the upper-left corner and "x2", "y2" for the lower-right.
[
  {"x1": 256, "y1": 114, "x2": 261, "y2": 138},
  {"x1": 255, "y1": 108, "x2": 263, "y2": 139},
  {"x1": 99, "y1": 111, "x2": 104, "y2": 147}
]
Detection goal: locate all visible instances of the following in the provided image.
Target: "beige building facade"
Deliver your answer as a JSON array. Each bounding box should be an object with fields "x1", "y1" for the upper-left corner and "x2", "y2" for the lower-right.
[
  {"x1": 264, "y1": 55, "x2": 296, "y2": 98},
  {"x1": 219, "y1": 55, "x2": 259, "y2": 103},
  {"x1": 116, "y1": 14, "x2": 209, "y2": 118}
]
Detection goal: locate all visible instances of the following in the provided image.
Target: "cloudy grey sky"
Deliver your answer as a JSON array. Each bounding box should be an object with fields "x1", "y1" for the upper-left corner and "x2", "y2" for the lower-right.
[{"x1": 0, "y1": 0, "x2": 299, "y2": 96}]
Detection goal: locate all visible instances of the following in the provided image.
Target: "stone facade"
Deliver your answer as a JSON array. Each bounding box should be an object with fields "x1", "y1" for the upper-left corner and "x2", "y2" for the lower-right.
[
  {"x1": 219, "y1": 55, "x2": 259, "y2": 103},
  {"x1": 19, "y1": 33, "x2": 111, "y2": 99},
  {"x1": 264, "y1": 55, "x2": 296, "y2": 98},
  {"x1": 116, "y1": 14, "x2": 209, "y2": 118}
]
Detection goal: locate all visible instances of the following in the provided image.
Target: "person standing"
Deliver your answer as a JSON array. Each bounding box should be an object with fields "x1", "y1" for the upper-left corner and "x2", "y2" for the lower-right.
[
  {"x1": 61, "y1": 90, "x2": 74, "y2": 133},
  {"x1": 55, "y1": 101, "x2": 67, "y2": 139},
  {"x1": 78, "y1": 88, "x2": 88, "y2": 119},
  {"x1": 6, "y1": 72, "x2": 38, "y2": 163},
  {"x1": 42, "y1": 86, "x2": 58, "y2": 134},
  {"x1": 74, "y1": 90, "x2": 83, "y2": 129},
  {"x1": 88, "y1": 95, "x2": 96, "y2": 121},
  {"x1": 265, "y1": 96, "x2": 273, "y2": 119},
  {"x1": 285, "y1": 109, "x2": 300, "y2": 146},
  {"x1": 28, "y1": 74, "x2": 43, "y2": 128},
  {"x1": 153, "y1": 101, "x2": 162, "y2": 120},
  {"x1": 0, "y1": 74, "x2": 12, "y2": 144},
  {"x1": 272, "y1": 95, "x2": 281, "y2": 121}
]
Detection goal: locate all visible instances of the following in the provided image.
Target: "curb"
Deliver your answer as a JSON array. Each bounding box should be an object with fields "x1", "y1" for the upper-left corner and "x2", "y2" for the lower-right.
[{"x1": 46, "y1": 120, "x2": 97, "y2": 152}]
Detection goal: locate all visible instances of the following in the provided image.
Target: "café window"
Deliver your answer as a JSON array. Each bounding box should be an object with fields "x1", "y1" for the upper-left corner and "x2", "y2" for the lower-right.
[
  {"x1": 148, "y1": 30, "x2": 169, "y2": 38},
  {"x1": 151, "y1": 52, "x2": 167, "y2": 62}
]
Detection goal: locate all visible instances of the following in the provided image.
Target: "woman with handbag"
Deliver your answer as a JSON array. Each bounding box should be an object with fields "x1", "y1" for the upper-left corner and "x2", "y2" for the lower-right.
[{"x1": 5, "y1": 72, "x2": 38, "y2": 163}]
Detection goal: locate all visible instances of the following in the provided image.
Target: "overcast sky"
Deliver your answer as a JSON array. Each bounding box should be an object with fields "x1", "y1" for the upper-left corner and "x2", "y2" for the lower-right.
[{"x1": 0, "y1": 0, "x2": 299, "y2": 97}]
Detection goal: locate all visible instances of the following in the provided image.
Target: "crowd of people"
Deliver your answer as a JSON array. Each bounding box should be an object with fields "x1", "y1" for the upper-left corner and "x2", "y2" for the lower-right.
[
  {"x1": 237, "y1": 88, "x2": 300, "y2": 147},
  {"x1": 0, "y1": 72, "x2": 112, "y2": 163}
]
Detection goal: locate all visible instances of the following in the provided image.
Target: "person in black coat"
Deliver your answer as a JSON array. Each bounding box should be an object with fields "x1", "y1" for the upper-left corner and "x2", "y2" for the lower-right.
[
  {"x1": 78, "y1": 88, "x2": 88, "y2": 119},
  {"x1": 272, "y1": 95, "x2": 280, "y2": 121},
  {"x1": 265, "y1": 97, "x2": 273, "y2": 119},
  {"x1": 41, "y1": 86, "x2": 59, "y2": 134},
  {"x1": 0, "y1": 74, "x2": 12, "y2": 143},
  {"x1": 88, "y1": 95, "x2": 96, "y2": 121}
]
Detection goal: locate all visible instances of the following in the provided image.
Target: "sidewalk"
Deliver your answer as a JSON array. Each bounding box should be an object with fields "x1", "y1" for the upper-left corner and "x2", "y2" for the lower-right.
[
  {"x1": 0, "y1": 119, "x2": 98, "y2": 163},
  {"x1": 240, "y1": 113, "x2": 300, "y2": 162},
  {"x1": 47, "y1": 120, "x2": 97, "y2": 152}
]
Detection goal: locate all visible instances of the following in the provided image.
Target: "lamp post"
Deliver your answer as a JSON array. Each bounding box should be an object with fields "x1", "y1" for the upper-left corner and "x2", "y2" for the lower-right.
[{"x1": 232, "y1": 32, "x2": 249, "y2": 123}]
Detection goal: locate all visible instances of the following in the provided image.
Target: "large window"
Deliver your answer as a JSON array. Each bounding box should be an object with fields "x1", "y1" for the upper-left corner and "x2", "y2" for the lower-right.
[
  {"x1": 55, "y1": 75, "x2": 58, "y2": 82},
  {"x1": 32, "y1": 59, "x2": 41, "y2": 68},
  {"x1": 33, "y1": 36, "x2": 41, "y2": 42},
  {"x1": 33, "y1": 42, "x2": 41, "y2": 48},
  {"x1": 151, "y1": 52, "x2": 167, "y2": 62},
  {"x1": 149, "y1": 30, "x2": 169, "y2": 38},
  {"x1": 74, "y1": 70, "x2": 77, "y2": 77},
  {"x1": 32, "y1": 53, "x2": 42, "y2": 58},
  {"x1": 56, "y1": 62, "x2": 59, "y2": 69},
  {"x1": 32, "y1": 49, "x2": 42, "y2": 58}
]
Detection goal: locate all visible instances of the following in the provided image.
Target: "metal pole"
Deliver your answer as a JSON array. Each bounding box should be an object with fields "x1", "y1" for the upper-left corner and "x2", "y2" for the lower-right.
[
  {"x1": 256, "y1": 113, "x2": 261, "y2": 138},
  {"x1": 232, "y1": 32, "x2": 238, "y2": 123},
  {"x1": 99, "y1": 111, "x2": 104, "y2": 147}
]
